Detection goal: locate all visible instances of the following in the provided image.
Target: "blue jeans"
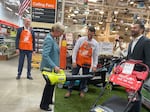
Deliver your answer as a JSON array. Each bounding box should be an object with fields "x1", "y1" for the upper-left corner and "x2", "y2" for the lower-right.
[
  {"x1": 17, "y1": 50, "x2": 32, "y2": 77},
  {"x1": 68, "y1": 64, "x2": 90, "y2": 92}
]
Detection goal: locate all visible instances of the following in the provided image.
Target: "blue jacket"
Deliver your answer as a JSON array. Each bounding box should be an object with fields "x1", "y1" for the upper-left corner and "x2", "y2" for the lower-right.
[
  {"x1": 40, "y1": 33, "x2": 60, "y2": 71},
  {"x1": 15, "y1": 27, "x2": 35, "y2": 51}
]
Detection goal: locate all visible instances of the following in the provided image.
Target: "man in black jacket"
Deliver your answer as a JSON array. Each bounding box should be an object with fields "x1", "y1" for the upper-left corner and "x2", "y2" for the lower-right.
[{"x1": 127, "y1": 20, "x2": 150, "y2": 112}]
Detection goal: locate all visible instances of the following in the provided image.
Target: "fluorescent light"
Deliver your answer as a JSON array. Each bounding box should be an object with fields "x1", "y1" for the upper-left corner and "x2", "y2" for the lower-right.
[
  {"x1": 100, "y1": 10, "x2": 104, "y2": 15},
  {"x1": 99, "y1": 21, "x2": 103, "y2": 24},
  {"x1": 15, "y1": 13, "x2": 18, "y2": 15},
  {"x1": 84, "y1": 10, "x2": 89, "y2": 15},
  {"x1": 114, "y1": 11, "x2": 119, "y2": 15},
  {"x1": 114, "y1": 18, "x2": 117, "y2": 22},
  {"x1": 6, "y1": 7, "x2": 12, "y2": 12},
  {"x1": 88, "y1": 0, "x2": 97, "y2": 2},
  {"x1": 74, "y1": 10, "x2": 79, "y2": 14},
  {"x1": 25, "y1": 9, "x2": 29, "y2": 13},
  {"x1": 130, "y1": 1, "x2": 134, "y2": 5}
]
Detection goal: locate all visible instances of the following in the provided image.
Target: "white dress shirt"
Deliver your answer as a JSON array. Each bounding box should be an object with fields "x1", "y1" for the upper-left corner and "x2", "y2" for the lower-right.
[{"x1": 131, "y1": 35, "x2": 143, "y2": 53}]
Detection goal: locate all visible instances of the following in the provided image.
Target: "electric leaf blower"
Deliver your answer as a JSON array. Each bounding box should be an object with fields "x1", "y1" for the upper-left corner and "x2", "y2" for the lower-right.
[{"x1": 42, "y1": 68, "x2": 93, "y2": 85}]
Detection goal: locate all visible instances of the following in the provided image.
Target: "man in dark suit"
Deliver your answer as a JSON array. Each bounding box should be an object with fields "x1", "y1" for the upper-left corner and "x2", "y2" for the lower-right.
[{"x1": 127, "y1": 20, "x2": 150, "y2": 112}]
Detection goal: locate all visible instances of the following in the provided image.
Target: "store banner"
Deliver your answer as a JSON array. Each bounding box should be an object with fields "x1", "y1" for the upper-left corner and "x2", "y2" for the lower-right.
[{"x1": 32, "y1": 0, "x2": 56, "y2": 9}]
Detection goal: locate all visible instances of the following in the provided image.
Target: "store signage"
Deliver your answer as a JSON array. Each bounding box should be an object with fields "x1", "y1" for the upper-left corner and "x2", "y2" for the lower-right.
[
  {"x1": 66, "y1": 33, "x2": 73, "y2": 45},
  {"x1": 32, "y1": 0, "x2": 56, "y2": 23},
  {"x1": 99, "y1": 42, "x2": 113, "y2": 55},
  {"x1": 32, "y1": 0, "x2": 56, "y2": 9}
]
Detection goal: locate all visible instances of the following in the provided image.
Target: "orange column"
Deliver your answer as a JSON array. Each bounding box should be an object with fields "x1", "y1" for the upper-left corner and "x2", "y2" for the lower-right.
[{"x1": 60, "y1": 34, "x2": 67, "y2": 69}]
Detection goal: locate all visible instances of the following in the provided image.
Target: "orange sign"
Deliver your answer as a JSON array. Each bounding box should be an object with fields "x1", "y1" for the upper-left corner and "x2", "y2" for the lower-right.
[{"x1": 32, "y1": 0, "x2": 56, "y2": 9}]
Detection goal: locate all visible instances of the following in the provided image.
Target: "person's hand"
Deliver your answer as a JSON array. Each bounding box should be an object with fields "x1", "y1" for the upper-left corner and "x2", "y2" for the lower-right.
[
  {"x1": 32, "y1": 51, "x2": 36, "y2": 54},
  {"x1": 16, "y1": 49, "x2": 19, "y2": 54},
  {"x1": 72, "y1": 62, "x2": 77, "y2": 68},
  {"x1": 54, "y1": 66, "x2": 60, "y2": 73},
  {"x1": 92, "y1": 66, "x2": 97, "y2": 72}
]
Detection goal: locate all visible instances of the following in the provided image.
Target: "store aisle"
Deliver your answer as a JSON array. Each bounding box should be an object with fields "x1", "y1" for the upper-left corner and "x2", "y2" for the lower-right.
[{"x1": 0, "y1": 57, "x2": 54, "y2": 112}]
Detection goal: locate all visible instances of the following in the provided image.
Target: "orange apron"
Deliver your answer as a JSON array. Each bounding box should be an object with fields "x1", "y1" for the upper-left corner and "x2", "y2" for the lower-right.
[
  {"x1": 19, "y1": 29, "x2": 33, "y2": 50},
  {"x1": 76, "y1": 41, "x2": 92, "y2": 68}
]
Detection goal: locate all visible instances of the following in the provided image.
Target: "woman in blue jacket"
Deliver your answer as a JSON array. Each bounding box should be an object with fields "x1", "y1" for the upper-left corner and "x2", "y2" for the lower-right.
[{"x1": 40, "y1": 23, "x2": 64, "y2": 111}]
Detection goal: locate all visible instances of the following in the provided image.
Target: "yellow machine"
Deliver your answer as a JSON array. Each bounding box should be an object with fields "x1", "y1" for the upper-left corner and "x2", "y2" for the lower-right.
[
  {"x1": 42, "y1": 69, "x2": 66, "y2": 85},
  {"x1": 42, "y1": 68, "x2": 93, "y2": 85}
]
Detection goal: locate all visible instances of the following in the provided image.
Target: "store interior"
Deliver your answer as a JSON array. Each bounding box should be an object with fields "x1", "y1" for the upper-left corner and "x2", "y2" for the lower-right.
[
  {"x1": 0, "y1": 0, "x2": 150, "y2": 112},
  {"x1": 0, "y1": 0, "x2": 150, "y2": 59}
]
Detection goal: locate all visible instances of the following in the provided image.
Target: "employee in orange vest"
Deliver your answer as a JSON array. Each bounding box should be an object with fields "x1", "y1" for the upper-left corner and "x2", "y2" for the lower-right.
[
  {"x1": 59, "y1": 34, "x2": 67, "y2": 69},
  {"x1": 15, "y1": 18, "x2": 35, "y2": 80},
  {"x1": 65, "y1": 26, "x2": 99, "y2": 98}
]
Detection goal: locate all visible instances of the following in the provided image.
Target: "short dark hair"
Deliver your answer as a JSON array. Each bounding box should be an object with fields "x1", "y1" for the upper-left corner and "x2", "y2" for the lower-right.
[
  {"x1": 78, "y1": 34, "x2": 81, "y2": 37},
  {"x1": 134, "y1": 20, "x2": 145, "y2": 31},
  {"x1": 88, "y1": 26, "x2": 96, "y2": 33}
]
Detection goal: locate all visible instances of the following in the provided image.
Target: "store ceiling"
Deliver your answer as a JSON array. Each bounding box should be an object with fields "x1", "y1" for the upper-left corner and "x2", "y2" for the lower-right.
[
  {"x1": 1, "y1": 0, "x2": 150, "y2": 38},
  {"x1": 63, "y1": 0, "x2": 150, "y2": 40},
  {"x1": 63, "y1": 0, "x2": 150, "y2": 25},
  {"x1": 2, "y1": 0, "x2": 150, "y2": 27}
]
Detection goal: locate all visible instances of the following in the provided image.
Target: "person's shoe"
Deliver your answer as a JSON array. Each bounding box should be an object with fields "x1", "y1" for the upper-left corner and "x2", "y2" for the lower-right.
[
  {"x1": 27, "y1": 76, "x2": 33, "y2": 80},
  {"x1": 40, "y1": 107, "x2": 52, "y2": 111},
  {"x1": 16, "y1": 76, "x2": 20, "y2": 80},
  {"x1": 80, "y1": 92, "x2": 85, "y2": 98},
  {"x1": 64, "y1": 92, "x2": 71, "y2": 98}
]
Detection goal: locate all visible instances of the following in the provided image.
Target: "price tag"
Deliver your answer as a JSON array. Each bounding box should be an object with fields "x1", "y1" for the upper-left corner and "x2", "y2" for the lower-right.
[{"x1": 122, "y1": 63, "x2": 135, "y2": 75}]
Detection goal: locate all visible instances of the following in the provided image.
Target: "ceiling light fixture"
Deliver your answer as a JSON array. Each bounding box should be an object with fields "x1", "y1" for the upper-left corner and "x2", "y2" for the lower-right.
[
  {"x1": 15, "y1": 13, "x2": 18, "y2": 16},
  {"x1": 114, "y1": 18, "x2": 117, "y2": 22},
  {"x1": 74, "y1": 7, "x2": 79, "y2": 14},
  {"x1": 25, "y1": 9, "x2": 29, "y2": 13},
  {"x1": 84, "y1": 9, "x2": 89, "y2": 15},
  {"x1": 130, "y1": 0, "x2": 134, "y2": 5},
  {"x1": 100, "y1": 10, "x2": 104, "y2": 15},
  {"x1": 74, "y1": 10, "x2": 79, "y2": 14},
  {"x1": 6, "y1": 7, "x2": 12, "y2": 12},
  {"x1": 88, "y1": 0, "x2": 97, "y2": 2},
  {"x1": 99, "y1": 21, "x2": 103, "y2": 24},
  {"x1": 114, "y1": 11, "x2": 119, "y2": 15}
]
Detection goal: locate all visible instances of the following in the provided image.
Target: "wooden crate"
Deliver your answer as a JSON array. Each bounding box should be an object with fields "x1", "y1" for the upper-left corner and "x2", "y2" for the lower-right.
[{"x1": 31, "y1": 53, "x2": 42, "y2": 69}]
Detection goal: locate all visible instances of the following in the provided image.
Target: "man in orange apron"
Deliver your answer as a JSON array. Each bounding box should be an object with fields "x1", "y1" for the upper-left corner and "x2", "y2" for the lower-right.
[
  {"x1": 15, "y1": 18, "x2": 35, "y2": 80},
  {"x1": 65, "y1": 26, "x2": 99, "y2": 98}
]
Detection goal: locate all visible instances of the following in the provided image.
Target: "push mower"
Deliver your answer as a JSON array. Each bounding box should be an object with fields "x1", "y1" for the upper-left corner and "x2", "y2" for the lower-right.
[{"x1": 90, "y1": 59, "x2": 149, "y2": 112}]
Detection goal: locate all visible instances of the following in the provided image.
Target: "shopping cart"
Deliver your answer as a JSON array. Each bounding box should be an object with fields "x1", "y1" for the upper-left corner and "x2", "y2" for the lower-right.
[{"x1": 90, "y1": 59, "x2": 149, "y2": 112}]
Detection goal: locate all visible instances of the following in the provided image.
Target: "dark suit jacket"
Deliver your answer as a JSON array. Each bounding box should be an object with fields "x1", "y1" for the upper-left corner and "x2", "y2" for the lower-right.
[
  {"x1": 127, "y1": 36, "x2": 150, "y2": 69},
  {"x1": 15, "y1": 27, "x2": 35, "y2": 51}
]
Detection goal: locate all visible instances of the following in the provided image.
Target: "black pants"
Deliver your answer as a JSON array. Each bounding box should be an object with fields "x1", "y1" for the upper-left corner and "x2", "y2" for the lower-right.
[
  {"x1": 127, "y1": 91, "x2": 141, "y2": 112},
  {"x1": 40, "y1": 83, "x2": 55, "y2": 109}
]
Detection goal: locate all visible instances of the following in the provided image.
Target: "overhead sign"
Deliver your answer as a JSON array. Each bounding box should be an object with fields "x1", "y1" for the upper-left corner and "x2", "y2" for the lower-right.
[
  {"x1": 32, "y1": 0, "x2": 56, "y2": 23},
  {"x1": 32, "y1": 0, "x2": 56, "y2": 9}
]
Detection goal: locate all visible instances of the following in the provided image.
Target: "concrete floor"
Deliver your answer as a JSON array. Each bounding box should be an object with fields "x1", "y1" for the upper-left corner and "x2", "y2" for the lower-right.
[{"x1": 0, "y1": 57, "x2": 54, "y2": 112}]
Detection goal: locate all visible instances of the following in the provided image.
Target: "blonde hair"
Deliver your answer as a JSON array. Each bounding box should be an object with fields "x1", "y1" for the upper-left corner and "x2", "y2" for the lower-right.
[{"x1": 51, "y1": 22, "x2": 65, "y2": 33}]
